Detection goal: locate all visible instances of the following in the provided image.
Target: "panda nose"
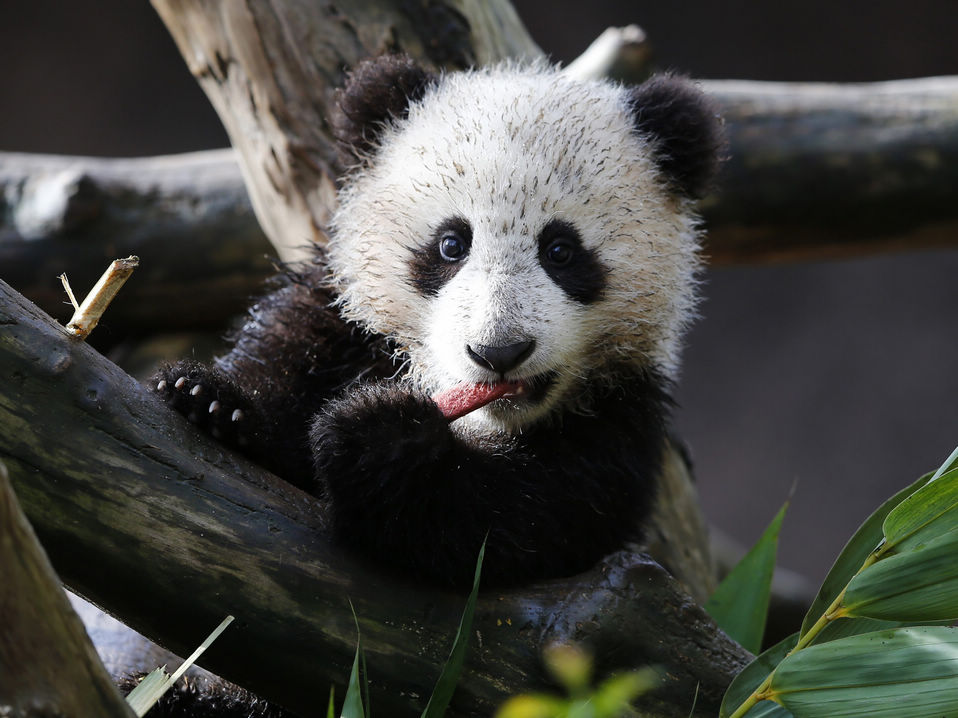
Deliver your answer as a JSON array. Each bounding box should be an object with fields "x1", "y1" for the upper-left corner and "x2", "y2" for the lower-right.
[{"x1": 466, "y1": 340, "x2": 536, "y2": 374}]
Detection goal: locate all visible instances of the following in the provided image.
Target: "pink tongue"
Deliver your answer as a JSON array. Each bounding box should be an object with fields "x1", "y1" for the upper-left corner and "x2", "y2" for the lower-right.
[{"x1": 433, "y1": 382, "x2": 522, "y2": 421}]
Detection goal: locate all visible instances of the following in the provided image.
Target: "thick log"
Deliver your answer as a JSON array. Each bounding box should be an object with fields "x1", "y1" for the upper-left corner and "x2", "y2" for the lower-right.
[
  {"x1": 0, "y1": 150, "x2": 275, "y2": 331},
  {"x1": 150, "y1": 0, "x2": 541, "y2": 264},
  {"x1": 0, "y1": 461, "x2": 135, "y2": 717},
  {"x1": 0, "y1": 279, "x2": 748, "y2": 717},
  {"x1": 704, "y1": 76, "x2": 958, "y2": 262}
]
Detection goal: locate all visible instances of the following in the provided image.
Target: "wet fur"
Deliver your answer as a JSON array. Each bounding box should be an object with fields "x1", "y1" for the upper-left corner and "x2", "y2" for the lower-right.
[
  {"x1": 153, "y1": 56, "x2": 723, "y2": 587},
  {"x1": 155, "y1": 257, "x2": 671, "y2": 586}
]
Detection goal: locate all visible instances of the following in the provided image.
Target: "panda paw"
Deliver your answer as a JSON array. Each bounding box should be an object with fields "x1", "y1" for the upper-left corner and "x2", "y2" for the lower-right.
[
  {"x1": 152, "y1": 360, "x2": 257, "y2": 447},
  {"x1": 310, "y1": 382, "x2": 453, "y2": 488}
]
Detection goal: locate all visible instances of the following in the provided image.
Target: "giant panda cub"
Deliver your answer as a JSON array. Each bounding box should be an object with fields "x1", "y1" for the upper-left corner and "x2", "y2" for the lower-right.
[{"x1": 154, "y1": 54, "x2": 723, "y2": 588}]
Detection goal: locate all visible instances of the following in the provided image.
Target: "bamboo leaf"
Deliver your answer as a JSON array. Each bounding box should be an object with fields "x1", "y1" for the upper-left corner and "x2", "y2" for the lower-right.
[
  {"x1": 810, "y1": 617, "x2": 902, "y2": 644},
  {"x1": 592, "y1": 668, "x2": 659, "y2": 716},
  {"x1": 799, "y1": 473, "x2": 931, "y2": 637},
  {"x1": 929, "y1": 444, "x2": 958, "y2": 482},
  {"x1": 420, "y1": 540, "x2": 484, "y2": 718},
  {"x1": 124, "y1": 668, "x2": 170, "y2": 717},
  {"x1": 720, "y1": 633, "x2": 797, "y2": 718},
  {"x1": 686, "y1": 682, "x2": 699, "y2": 718},
  {"x1": 542, "y1": 643, "x2": 592, "y2": 697},
  {"x1": 124, "y1": 615, "x2": 234, "y2": 717},
  {"x1": 770, "y1": 626, "x2": 958, "y2": 717},
  {"x1": 842, "y1": 527, "x2": 958, "y2": 621},
  {"x1": 882, "y1": 466, "x2": 958, "y2": 553},
  {"x1": 739, "y1": 703, "x2": 794, "y2": 718},
  {"x1": 341, "y1": 641, "x2": 365, "y2": 718},
  {"x1": 495, "y1": 694, "x2": 569, "y2": 718},
  {"x1": 706, "y1": 503, "x2": 787, "y2": 654}
]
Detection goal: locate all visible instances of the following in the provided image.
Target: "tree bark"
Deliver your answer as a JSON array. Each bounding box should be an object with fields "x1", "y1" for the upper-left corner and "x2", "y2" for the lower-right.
[
  {"x1": 0, "y1": 150, "x2": 274, "y2": 331},
  {"x1": 0, "y1": 461, "x2": 135, "y2": 718},
  {"x1": 150, "y1": 0, "x2": 541, "y2": 264},
  {"x1": 0, "y1": 278, "x2": 748, "y2": 717},
  {"x1": 704, "y1": 75, "x2": 958, "y2": 263}
]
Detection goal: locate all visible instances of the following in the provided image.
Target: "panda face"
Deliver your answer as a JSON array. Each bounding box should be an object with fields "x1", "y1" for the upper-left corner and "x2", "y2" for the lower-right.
[
  {"x1": 328, "y1": 63, "x2": 707, "y2": 432},
  {"x1": 411, "y1": 212, "x2": 605, "y2": 429}
]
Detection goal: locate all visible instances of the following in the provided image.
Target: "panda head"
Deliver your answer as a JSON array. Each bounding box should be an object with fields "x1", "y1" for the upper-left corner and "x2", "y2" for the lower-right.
[{"x1": 327, "y1": 55, "x2": 724, "y2": 433}]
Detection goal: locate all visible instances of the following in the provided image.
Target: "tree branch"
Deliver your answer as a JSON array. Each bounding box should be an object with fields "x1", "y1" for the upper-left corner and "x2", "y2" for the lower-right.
[
  {"x1": 0, "y1": 461, "x2": 135, "y2": 717},
  {"x1": 0, "y1": 279, "x2": 748, "y2": 717},
  {"x1": 150, "y1": 0, "x2": 541, "y2": 264},
  {"x1": 0, "y1": 150, "x2": 274, "y2": 331},
  {"x1": 704, "y1": 75, "x2": 958, "y2": 262}
]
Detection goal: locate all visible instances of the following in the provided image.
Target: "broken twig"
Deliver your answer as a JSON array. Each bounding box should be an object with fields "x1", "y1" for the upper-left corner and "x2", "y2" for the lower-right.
[{"x1": 62, "y1": 256, "x2": 139, "y2": 340}]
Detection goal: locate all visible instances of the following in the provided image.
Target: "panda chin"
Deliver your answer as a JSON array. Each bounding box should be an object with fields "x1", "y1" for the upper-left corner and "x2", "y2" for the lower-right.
[{"x1": 470, "y1": 371, "x2": 561, "y2": 431}]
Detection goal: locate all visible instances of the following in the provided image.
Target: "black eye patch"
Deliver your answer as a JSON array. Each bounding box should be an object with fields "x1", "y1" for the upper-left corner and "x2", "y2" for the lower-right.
[
  {"x1": 408, "y1": 216, "x2": 472, "y2": 297},
  {"x1": 537, "y1": 219, "x2": 607, "y2": 304}
]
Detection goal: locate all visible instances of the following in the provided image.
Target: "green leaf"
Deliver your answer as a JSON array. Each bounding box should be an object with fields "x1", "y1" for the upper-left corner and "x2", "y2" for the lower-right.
[
  {"x1": 420, "y1": 540, "x2": 484, "y2": 718},
  {"x1": 543, "y1": 643, "x2": 592, "y2": 697},
  {"x1": 124, "y1": 615, "x2": 234, "y2": 717},
  {"x1": 883, "y1": 466, "x2": 958, "y2": 553},
  {"x1": 800, "y1": 473, "x2": 931, "y2": 637},
  {"x1": 125, "y1": 668, "x2": 170, "y2": 717},
  {"x1": 328, "y1": 687, "x2": 336, "y2": 718},
  {"x1": 810, "y1": 616, "x2": 903, "y2": 644},
  {"x1": 720, "y1": 633, "x2": 797, "y2": 718},
  {"x1": 707, "y1": 503, "x2": 787, "y2": 654},
  {"x1": 770, "y1": 626, "x2": 958, "y2": 717},
  {"x1": 592, "y1": 668, "x2": 659, "y2": 716},
  {"x1": 341, "y1": 640, "x2": 365, "y2": 718},
  {"x1": 686, "y1": 682, "x2": 699, "y2": 718},
  {"x1": 739, "y1": 703, "x2": 794, "y2": 718},
  {"x1": 930, "y1": 444, "x2": 958, "y2": 482},
  {"x1": 494, "y1": 694, "x2": 569, "y2": 718},
  {"x1": 841, "y1": 527, "x2": 958, "y2": 622},
  {"x1": 340, "y1": 602, "x2": 368, "y2": 718}
]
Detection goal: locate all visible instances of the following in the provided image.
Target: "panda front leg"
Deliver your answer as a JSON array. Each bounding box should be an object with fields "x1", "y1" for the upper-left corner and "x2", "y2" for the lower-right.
[
  {"x1": 311, "y1": 381, "x2": 524, "y2": 586},
  {"x1": 152, "y1": 359, "x2": 268, "y2": 457}
]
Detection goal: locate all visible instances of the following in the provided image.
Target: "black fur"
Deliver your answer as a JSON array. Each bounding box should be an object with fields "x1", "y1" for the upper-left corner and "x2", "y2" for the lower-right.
[
  {"x1": 628, "y1": 75, "x2": 725, "y2": 199},
  {"x1": 153, "y1": 253, "x2": 671, "y2": 587},
  {"x1": 537, "y1": 219, "x2": 607, "y2": 304},
  {"x1": 408, "y1": 216, "x2": 473, "y2": 297},
  {"x1": 151, "y1": 61, "x2": 713, "y2": 588},
  {"x1": 155, "y1": 258, "x2": 396, "y2": 481},
  {"x1": 332, "y1": 54, "x2": 437, "y2": 163},
  {"x1": 311, "y1": 373, "x2": 670, "y2": 587}
]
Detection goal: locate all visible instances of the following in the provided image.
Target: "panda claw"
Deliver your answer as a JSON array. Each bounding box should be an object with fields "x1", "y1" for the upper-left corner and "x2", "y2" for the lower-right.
[
  {"x1": 174, "y1": 376, "x2": 188, "y2": 391},
  {"x1": 190, "y1": 384, "x2": 203, "y2": 397},
  {"x1": 209, "y1": 400, "x2": 221, "y2": 414},
  {"x1": 231, "y1": 409, "x2": 244, "y2": 422}
]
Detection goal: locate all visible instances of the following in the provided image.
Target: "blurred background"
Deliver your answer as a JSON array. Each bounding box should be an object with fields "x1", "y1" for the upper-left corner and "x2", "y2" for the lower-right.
[{"x1": 2, "y1": 0, "x2": 957, "y2": 586}]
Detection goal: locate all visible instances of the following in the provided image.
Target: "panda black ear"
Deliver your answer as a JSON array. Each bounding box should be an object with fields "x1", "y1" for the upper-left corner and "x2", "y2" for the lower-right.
[
  {"x1": 628, "y1": 75, "x2": 725, "y2": 199},
  {"x1": 332, "y1": 54, "x2": 437, "y2": 162}
]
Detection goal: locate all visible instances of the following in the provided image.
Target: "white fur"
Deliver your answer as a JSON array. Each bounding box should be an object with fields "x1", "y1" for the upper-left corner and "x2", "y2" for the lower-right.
[{"x1": 328, "y1": 63, "x2": 703, "y2": 431}]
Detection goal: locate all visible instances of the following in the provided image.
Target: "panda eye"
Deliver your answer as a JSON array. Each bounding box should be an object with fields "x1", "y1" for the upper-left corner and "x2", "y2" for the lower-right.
[
  {"x1": 544, "y1": 237, "x2": 575, "y2": 266},
  {"x1": 439, "y1": 232, "x2": 469, "y2": 262}
]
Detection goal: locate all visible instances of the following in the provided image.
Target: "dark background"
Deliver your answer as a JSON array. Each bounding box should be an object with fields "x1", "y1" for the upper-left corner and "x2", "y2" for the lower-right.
[{"x1": 2, "y1": 1, "x2": 957, "y2": 585}]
